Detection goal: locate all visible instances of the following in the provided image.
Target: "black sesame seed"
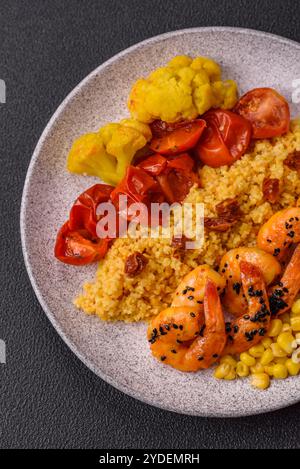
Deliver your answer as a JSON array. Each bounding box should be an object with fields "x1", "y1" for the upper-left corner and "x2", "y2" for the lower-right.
[
  {"x1": 199, "y1": 325, "x2": 206, "y2": 337},
  {"x1": 188, "y1": 295, "x2": 194, "y2": 300},
  {"x1": 233, "y1": 325, "x2": 239, "y2": 333},
  {"x1": 160, "y1": 356, "x2": 167, "y2": 361},
  {"x1": 171, "y1": 349, "x2": 177, "y2": 354},
  {"x1": 233, "y1": 282, "x2": 241, "y2": 295},
  {"x1": 179, "y1": 325, "x2": 183, "y2": 331},
  {"x1": 198, "y1": 356, "x2": 204, "y2": 361},
  {"x1": 173, "y1": 324, "x2": 178, "y2": 329},
  {"x1": 288, "y1": 231, "x2": 295, "y2": 238},
  {"x1": 190, "y1": 312, "x2": 196, "y2": 318},
  {"x1": 212, "y1": 354, "x2": 219, "y2": 358},
  {"x1": 243, "y1": 315, "x2": 250, "y2": 320},
  {"x1": 228, "y1": 335, "x2": 234, "y2": 342}
]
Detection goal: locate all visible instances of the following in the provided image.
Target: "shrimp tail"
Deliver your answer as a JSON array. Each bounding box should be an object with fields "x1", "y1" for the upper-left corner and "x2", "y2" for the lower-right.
[
  {"x1": 269, "y1": 244, "x2": 300, "y2": 316},
  {"x1": 223, "y1": 261, "x2": 270, "y2": 355},
  {"x1": 184, "y1": 280, "x2": 226, "y2": 370}
]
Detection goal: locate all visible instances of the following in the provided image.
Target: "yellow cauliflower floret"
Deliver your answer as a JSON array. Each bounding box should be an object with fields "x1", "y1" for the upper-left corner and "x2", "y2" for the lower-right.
[
  {"x1": 128, "y1": 55, "x2": 238, "y2": 123},
  {"x1": 67, "y1": 120, "x2": 151, "y2": 185}
]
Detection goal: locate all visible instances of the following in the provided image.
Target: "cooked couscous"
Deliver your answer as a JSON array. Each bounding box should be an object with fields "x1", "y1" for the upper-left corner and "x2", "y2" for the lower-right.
[{"x1": 75, "y1": 120, "x2": 300, "y2": 322}]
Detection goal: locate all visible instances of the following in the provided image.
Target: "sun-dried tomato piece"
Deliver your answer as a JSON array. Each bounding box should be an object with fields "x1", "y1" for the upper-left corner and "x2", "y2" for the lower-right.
[
  {"x1": 284, "y1": 151, "x2": 300, "y2": 172},
  {"x1": 124, "y1": 252, "x2": 148, "y2": 277},
  {"x1": 262, "y1": 177, "x2": 280, "y2": 204},
  {"x1": 204, "y1": 217, "x2": 237, "y2": 232},
  {"x1": 215, "y1": 197, "x2": 242, "y2": 220}
]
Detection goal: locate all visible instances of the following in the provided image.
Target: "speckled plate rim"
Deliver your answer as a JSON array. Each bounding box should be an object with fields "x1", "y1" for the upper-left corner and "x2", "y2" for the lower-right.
[{"x1": 21, "y1": 27, "x2": 300, "y2": 418}]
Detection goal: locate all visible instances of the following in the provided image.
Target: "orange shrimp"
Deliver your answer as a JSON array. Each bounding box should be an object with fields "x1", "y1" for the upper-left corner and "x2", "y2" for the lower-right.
[
  {"x1": 223, "y1": 261, "x2": 271, "y2": 355},
  {"x1": 220, "y1": 247, "x2": 281, "y2": 317},
  {"x1": 148, "y1": 280, "x2": 226, "y2": 372},
  {"x1": 172, "y1": 264, "x2": 226, "y2": 309},
  {"x1": 257, "y1": 207, "x2": 300, "y2": 260},
  {"x1": 268, "y1": 244, "x2": 300, "y2": 316}
]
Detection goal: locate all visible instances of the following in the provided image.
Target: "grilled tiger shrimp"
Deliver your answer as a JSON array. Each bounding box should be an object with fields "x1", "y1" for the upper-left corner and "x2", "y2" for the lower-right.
[
  {"x1": 220, "y1": 247, "x2": 281, "y2": 317},
  {"x1": 148, "y1": 274, "x2": 226, "y2": 372},
  {"x1": 223, "y1": 261, "x2": 271, "y2": 355},
  {"x1": 257, "y1": 207, "x2": 300, "y2": 260}
]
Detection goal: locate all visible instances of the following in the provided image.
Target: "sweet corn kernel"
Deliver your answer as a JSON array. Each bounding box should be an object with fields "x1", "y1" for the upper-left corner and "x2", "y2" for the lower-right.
[
  {"x1": 264, "y1": 365, "x2": 274, "y2": 376},
  {"x1": 236, "y1": 361, "x2": 249, "y2": 377},
  {"x1": 250, "y1": 363, "x2": 265, "y2": 374},
  {"x1": 291, "y1": 316, "x2": 300, "y2": 332},
  {"x1": 282, "y1": 323, "x2": 292, "y2": 332},
  {"x1": 220, "y1": 355, "x2": 238, "y2": 367},
  {"x1": 223, "y1": 366, "x2": 236, "y2": 380},
  {"x1": 277, "y1": 332, "x2": 295, "y2": 354},
  {"x1": 274, "y1": 357, "x2": 287, "y2": 365},
  {"x1": 240, "y1": 352, "x2": 256, "y2": 367},
  {"x1": 270, "y1": 343, "x2": 287, "y2": 357},
  {"x1": 273, "y1": 363, "x2": 288, "y2": 379},
  {"x1": 295, "y1": 333, "x2": 300, "y2": 341},
  {"x1": 292, "y1": 347, "x2": 300, "y2": 364},
  {"x1": 291, "y1": 299, "x2": 300, "y2": 316},
  {"x1": 268, "y1": 319, "x2": 283, "y2": 337},
  {"x1": 260, "y1": 348, "x2": 274, "y2": 366},
  {"x1": 214, "y1": 363, "x2": 231, "y2": 379},
  {"x1": 261, "y1": 337, "x2": 272, "y2": 349},
  {"x1": 286, "y1": 358, "x2": 300, "y2": 376},
  {"x1": 281, "y1": 313, "x2": 291, "y2": 324},
  {"x1": 251, "y1": 373, "x2": 270, "y2": 390},
  {"x1": 248, "y1": 344, "x2": 265, "y2": 358}
]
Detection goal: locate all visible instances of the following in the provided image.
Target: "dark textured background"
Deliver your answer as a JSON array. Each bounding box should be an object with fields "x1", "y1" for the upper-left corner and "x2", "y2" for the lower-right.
[{"x1": 1, "y1": 0, "x2": 300, "y2": 449}]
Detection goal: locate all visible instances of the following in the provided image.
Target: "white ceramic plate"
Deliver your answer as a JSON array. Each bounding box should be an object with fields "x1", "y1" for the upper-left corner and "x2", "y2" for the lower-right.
[{"x1": 21, "y1": 28, "x2": 300, "y2": 417}]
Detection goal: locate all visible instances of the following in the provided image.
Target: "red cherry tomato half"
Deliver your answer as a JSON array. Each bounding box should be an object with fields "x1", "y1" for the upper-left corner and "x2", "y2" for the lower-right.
[
  {"x1": 137, "y1": 153, "x2": 167, "y2": 176},
  {"x1": 69, "y1": 184, "x2": 114, "y2": 237},
  {"x1": 110, "y1": 166, "x2": 160, "y2": 204},
  {"x1": 196, "y1": 109, "x2": 252, "y2": 168},
  {"x1": 55, "y1": 222, "x2": 109, "y2": 265},
  {"x1": 233, "y1": 88, "x2": 290, "y2": 139},
  {"x1": 137, "y1": 152, "x2": 198, "y2": 203},
  {"x1": 158, "y1": 154, "x2": 199, "y2": 203},
  {"x1": 149, "y1": 119, "x2": 206, "y2": 155}
]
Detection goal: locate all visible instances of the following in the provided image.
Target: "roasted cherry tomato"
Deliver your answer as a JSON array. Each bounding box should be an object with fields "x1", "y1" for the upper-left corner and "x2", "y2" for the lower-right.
[
  {"x1": 55, "y1": 222, "x2": 109, "y2": 265},
  {"x1": 234, "y1": 88, "x2": 290, "y2": 139},
  {"x1": 69, "y1": 184, "x2": 114, "y2": 237},
  {"x1": 110, "y1": 166, "x2": 163, "y2": 224},
  {"x1": 196, "y1": 109, "x2": 252, "y2": 168},
  {"x1": 110, "y1": 166, "x2": 160, "y2": 204},
  {"x1": 138, "y1": 152, "x2": 198, "y2": 203},
  {"x1": 137, "y1": 153, "x2": 167, "y2": 176},
  {"x1": 149, "y1": 119, "x2": 206, "y2": 155}
]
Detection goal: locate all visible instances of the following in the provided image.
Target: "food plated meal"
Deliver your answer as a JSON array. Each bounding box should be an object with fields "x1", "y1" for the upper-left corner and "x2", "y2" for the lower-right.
[{"x1": 54, "y1": 54, "x2": 300, "y2": 391}]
